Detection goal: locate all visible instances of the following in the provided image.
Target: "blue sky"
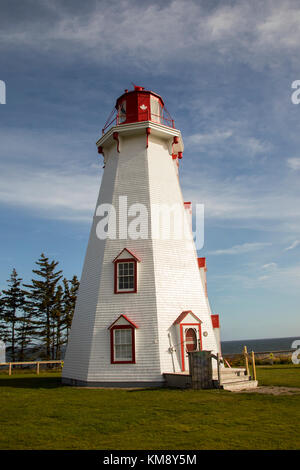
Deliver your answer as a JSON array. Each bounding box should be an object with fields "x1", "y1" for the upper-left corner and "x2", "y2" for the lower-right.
[{"x1": 0, "y1": 0, "x2": 299, "y2": 341}]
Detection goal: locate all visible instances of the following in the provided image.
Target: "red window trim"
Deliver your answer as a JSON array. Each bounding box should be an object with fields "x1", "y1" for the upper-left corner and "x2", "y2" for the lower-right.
[
  {"x1": 110, "y1": 325, "x2": 136, "y2": 364},
  {"x1": 108, "y1": 314, "x2": 138, "y2": 330},
  {"x1": 114, "y1": 258, "x2": 138, "y2": 294},
  {"x1": 112, "y1": 248, "x2": 141, "y2": 263}
]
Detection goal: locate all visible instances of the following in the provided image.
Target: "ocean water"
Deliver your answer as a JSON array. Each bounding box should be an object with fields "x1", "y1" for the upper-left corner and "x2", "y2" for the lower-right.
[{"x1": 221, "y1": 336, "x2": 300, "y2": 354}]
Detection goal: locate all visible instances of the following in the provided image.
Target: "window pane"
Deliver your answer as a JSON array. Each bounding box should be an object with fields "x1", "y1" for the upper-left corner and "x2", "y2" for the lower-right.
[
  {"x1": 114, "y1": 328, "x2": 133, "y2": 360},
  {"x1": 117, "y1": 261, "x2": 136, "y2": 291}
]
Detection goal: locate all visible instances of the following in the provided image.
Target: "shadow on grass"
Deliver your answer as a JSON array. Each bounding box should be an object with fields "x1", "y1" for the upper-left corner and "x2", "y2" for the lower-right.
[
  {"x1": 258, "y1": 365, "x2": 300, "y2": 370},
  {"x1": 127, "y1": 387, "x2": 172, "y2": 393},
  {"x1": 0, "y1": 376, "x2": 64, "y2": 389}
]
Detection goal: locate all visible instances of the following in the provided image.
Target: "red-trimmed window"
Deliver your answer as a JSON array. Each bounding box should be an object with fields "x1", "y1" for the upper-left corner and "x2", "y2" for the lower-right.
[
  {"x1": 110, "y1": 325, "x2": 135, "y2": 364},
  {"x1": 114, "y1": 259, "x2": 137, "y2": 293},
  {"x1": 113, "y1": 249, "x2": 140, "y2": 294}
]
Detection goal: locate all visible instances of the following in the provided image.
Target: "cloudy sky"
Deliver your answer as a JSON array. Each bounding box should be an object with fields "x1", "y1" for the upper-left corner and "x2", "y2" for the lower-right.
[{"x1": 0, "y1": 0, "x2": 299, "y2": 340}]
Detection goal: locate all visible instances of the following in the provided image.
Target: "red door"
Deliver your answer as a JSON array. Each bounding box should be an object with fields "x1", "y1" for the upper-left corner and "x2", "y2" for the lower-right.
[{"x1": 185, "y1": 328, "x2": 197, "y2": 352}]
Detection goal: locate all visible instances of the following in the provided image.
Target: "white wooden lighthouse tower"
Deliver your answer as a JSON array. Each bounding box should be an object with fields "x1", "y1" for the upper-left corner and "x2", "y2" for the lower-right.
[{"x1": 62, "y1": 86, "x2": 221, "y2": 387}]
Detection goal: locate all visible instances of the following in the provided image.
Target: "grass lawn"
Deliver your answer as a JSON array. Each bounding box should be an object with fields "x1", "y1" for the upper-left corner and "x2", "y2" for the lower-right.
[
  {"x1": 256, "y1": 364, "x2": 300, "y2": 388},
  {"x1": 0, "y1": 365, "x2": 299, "y2": 450}
]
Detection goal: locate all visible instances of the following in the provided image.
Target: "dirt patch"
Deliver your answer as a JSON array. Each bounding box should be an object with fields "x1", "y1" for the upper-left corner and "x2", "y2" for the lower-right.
[{"x1": 234, "y1": 386, "x2": 300, "y2": 395}]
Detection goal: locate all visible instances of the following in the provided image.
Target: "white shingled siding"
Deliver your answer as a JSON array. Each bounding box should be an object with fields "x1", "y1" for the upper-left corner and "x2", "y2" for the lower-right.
[
  {"x1": 147, "y1": 134, "x2": 218, "y2": 374},
  {"x1": 63, "y1": 133, "x2": 162, "y2": 383},
  {"x1": 63, "y1": 125, "x2": 219, "y2": 384},
  {"x1": 198, "y1": 265, "x2": 222, "y2": 355},
  {"x1": 62, "y1": 141, "x2": 120, "y2": 381}
]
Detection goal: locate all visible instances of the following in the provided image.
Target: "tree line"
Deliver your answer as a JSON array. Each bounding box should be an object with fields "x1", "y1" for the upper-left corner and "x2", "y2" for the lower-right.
[{"x1": 0, "y1": 253, "x2": 79, "y2": 362}]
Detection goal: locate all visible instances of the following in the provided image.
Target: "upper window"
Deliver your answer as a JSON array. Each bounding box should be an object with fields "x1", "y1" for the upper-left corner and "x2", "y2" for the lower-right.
[
  {"x1": 113, "y1": 248, "x2": 140, "y2": 294},
  {"x1": 117, "y1": 261, "x2": 135, "y2": 292},
  {"x1": 150, "y1": 95, "x2": 162, "y2": 123}
]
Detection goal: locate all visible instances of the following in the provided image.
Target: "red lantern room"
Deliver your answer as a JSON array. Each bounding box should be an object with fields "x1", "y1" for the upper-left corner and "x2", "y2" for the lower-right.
[{"x1": 102, "y1": 85, "x2": 175, "y2": 134}]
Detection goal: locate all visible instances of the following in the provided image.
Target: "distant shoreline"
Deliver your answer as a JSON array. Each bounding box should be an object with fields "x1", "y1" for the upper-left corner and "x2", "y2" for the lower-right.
[{"x1": 221, "y1": 336, "x2": 300, "y2": 354}]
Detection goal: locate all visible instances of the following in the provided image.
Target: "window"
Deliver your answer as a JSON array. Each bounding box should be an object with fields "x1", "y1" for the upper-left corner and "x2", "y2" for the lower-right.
[
  {"x1": 113, "y1": 249, "x2": 140, "y2": 294},
  {"x1": 150, "y1": 95, "x2": 162, "y2": 123},
  {"x1": 118, "y1": 100, "x2": 126, "y2": 124},
  {"x1": 117, "y1": 261, "x2": 135, "y2": 291},
  {"x1": 108, "y1": 315, "x2": 138, "y2": 364},
  {"x1": 114, "y1": 328, "x2": 133, "y2": 361},
  {"x1": 185, "y1": 328, "x2": 198, "y2": 352}
]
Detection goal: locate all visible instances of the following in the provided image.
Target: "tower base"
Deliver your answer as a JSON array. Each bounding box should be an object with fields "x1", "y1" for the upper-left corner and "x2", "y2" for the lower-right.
[{"x1": 61, "y1": 377, "x2": 164, "y2": 388}]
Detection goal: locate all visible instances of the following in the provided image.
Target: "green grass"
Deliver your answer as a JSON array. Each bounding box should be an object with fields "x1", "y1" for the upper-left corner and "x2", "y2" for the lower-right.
[
  {"x1": 0, "y1": 365, "x2": 300, "y2": 450},
  {"x1": 256, "y1": 364, "x2": 300, "y2": 388}
]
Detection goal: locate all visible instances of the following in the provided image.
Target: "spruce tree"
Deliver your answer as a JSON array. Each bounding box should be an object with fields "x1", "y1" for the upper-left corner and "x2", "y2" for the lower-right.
[
  {"x1": 2, "y1": 269, "x2": 25, "y2": 361},
  {"x1": 52, "y1": 285, "x2": 63, "y2": 360},
  {"x1": 15, "y1": 299, "x2": 34, "y2": 361},
  {"x1": 62, "y1": 275, "x2": 79, "y2": 344},
  {"x1": 0, "y1": 292, "x2": 9, "y2": 343},
  {"x1": 24, "y1": 253, "x2": 62, "y2": 360}
]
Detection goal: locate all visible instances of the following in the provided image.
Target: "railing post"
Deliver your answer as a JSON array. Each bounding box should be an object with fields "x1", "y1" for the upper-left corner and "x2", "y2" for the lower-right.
[
  {"x1": 36, "y1": 362, "x2": 40, "y2": 375},
  {"x1": 217, "y1": 353, "x2": 222, "y2": 388},
  {"x1": 8, "y1": 362, "x2": 12, "y2": 376},
  {"x1": 243, "y1": 346, "x2": 250, "y2": 376},
  {"x1": 251, "y1": 351, "x2": 257, "y2": 381}
]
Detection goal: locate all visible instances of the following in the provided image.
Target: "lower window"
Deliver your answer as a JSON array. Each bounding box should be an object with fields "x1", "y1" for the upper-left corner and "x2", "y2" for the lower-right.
[
  {"x1": 114, "y1": 329, "x2": 132, "y2": 361},
  {"x1": 110, "y1": 326, "x2": 135, "y2": 364}
]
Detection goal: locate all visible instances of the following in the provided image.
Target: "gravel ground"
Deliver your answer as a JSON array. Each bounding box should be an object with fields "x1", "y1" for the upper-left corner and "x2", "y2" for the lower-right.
[{"x1": 234, "y1": 386, "x2": 300, "y2": 395}]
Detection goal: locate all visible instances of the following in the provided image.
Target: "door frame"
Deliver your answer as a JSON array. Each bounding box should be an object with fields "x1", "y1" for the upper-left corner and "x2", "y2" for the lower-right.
[{"x1": 180, "y1": 322, "x2": 202, "y2": 372}]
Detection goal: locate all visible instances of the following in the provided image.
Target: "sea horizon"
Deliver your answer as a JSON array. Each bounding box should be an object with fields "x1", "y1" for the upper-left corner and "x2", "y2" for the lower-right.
[{"x1": 221, "y1": 335, "x2": 300, "y2": 354}]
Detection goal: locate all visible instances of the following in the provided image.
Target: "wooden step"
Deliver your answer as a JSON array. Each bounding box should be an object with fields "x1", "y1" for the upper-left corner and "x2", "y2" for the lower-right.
[
  {"x1": 220, "y1": 375, "x2": 252, "y2": 384},
  {"x1": 222, "y1": 380, "x2": 258, "y2": 392}
]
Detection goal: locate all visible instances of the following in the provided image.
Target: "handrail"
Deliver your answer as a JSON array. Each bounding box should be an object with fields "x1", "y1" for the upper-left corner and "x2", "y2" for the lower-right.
[
  {"x1": 211, "y1": 348, "x2": 257, "y2": 388},
  {"x1": 243, "y1": 346, "x2": 257, "y2": 381},
  {"x1": 102, "y1": 109, "x2": 175, "y2": 134},
  {"x1": 0, "y1": 360, "x2": 64, "y2": 376},
  {"x1": 211, "y1": 352, "x2": 223, "y2": 388}
]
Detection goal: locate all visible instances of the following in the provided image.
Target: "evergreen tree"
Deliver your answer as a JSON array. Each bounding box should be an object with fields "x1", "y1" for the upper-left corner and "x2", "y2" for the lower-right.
[
  {"x1": 62, "y1": 275, "x2": 79, "y2": 344},
  {"x1": 15, "y1": 299, "x2": 34, "y2": 361},
  {"x1": 52, "y1": 285, "x2": 63, "y2": 359},
  {"x1": 2, "y1": 269, "x2": 25, "y2": 361},
  {"x1": 0, "y1": 292, "x2": 9, "y2": 343},
  {"x1": 24, "y1": 253, "x2": 62, "y2": 360}
]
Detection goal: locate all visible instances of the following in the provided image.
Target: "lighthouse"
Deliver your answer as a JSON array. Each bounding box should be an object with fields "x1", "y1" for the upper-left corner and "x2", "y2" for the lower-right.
[{"x1": 62, "y1": 86, "x2": 221, "y2": 387}]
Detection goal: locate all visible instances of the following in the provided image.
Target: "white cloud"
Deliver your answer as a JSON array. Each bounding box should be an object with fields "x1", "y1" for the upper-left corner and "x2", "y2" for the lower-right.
[
  {"x1": 258, "y1": 275, "x2": 270, "y2": 281},
  {"x1": 244, "y1": 137, "x2": 270, "y2": 157},
  {"x1": 209, "y1": 242, "x2": 271, "y2": 255},
  {"x1": 0, "y1": 164, "x2": 100, "y2": 222},
  {"x1": 257, "y1": 264, "x2": 300, "y2": 288},
  {"x1": 182, "y1": 167, "x2": 300, "y2": 229},
  {"x1": 262, "y1": 263, "x2": 278, "y2": 269},
  {"x1": 287, "y1": 158, "x2": 300, "y2": 170},
  {"x1": 284, "y1": 240, "x2": 300, "y2": 251},
  {"x1": 185, "y1": 123, "x2": 271, "y2": 159},
  {"x1": 1, "y1": 0, "x2": 300, "y2": 71},
  {"x1": 186, "y1": 130, "x2": 233, "y2": 146},
  {"x1": 212, "y1": 262, "x2": 300, "y2": 290}
]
